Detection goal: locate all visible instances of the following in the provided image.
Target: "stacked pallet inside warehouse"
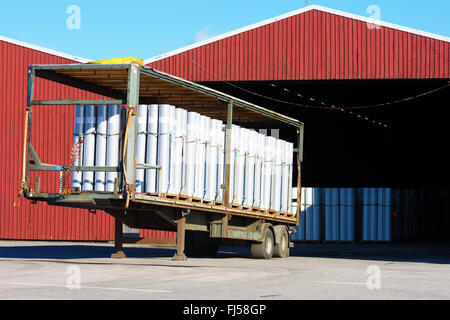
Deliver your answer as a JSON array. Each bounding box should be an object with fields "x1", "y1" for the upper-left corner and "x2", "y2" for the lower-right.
[
  {"x1": 290, "y1": 187, "x2": 323, "y2": 242},
  {"x1": 324, "y1": 188, "x2": 339, "y2": 242},
  {"x1": 377, "y1": 188, "x2": 392, "y2": 242},
  {"x1": 339, "y1": 188, "x2": 356, "y2": 242},
  {"x1": 71, "y1": 104, "x2": 294, "y2": 215},
  {"x1": 360, "y1": 188, "x2": 392, "y2": 242},
  {"x1": 291, "y1": 187, "x2": 396, "y2": 243}
]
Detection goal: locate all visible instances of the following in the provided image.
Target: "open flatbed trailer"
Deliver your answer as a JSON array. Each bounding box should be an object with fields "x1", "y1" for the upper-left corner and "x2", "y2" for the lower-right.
[{"x1": 19, "y1": 62, "x2": 304, "y2": 259}]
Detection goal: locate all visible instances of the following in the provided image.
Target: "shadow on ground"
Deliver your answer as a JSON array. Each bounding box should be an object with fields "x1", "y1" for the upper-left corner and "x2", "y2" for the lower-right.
[
  {"x1": 0, "y1": 244, "x2": 176, "y2": 260},
  {"x1": 288, "y1": 243, "x2": 450, "y2": 264},
  {"x1": 219, "y1": 244, "x2": 450, "y2": 264},
  {"x1": 0, "y1": 242, "x2": 449, "y2": 264}
]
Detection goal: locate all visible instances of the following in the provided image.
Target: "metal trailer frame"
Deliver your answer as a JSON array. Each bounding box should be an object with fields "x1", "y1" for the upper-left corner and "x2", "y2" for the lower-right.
[{"x1": 20, "y1": 63, "x2": 304, "y2": 260}]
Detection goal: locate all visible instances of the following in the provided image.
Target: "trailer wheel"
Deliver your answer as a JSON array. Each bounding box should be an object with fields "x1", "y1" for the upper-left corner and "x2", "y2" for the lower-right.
[
  {"x1": 273, "y1": 227, "x2": 290, "y2": 258},
  {"x1": 251, "y1": 227, "x2": 274, "y2": 259},
  {"x1": 185, "y1": 231, "x2": 219, "y2": 257}
]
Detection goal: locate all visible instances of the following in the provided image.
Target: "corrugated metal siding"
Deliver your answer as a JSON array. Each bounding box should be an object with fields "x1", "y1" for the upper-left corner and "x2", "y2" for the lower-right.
[
  {"x1": 148, "y1": 10, "x2": 450, "y2": 81},
  {"x1": 0, "y1": 41, "x2": 115, "y2": 241},
  {"x1": 0, "y1": 40, "x2": 176, "y2": 241},
  {"x1": 140, "y1": 229, "x2": 176, "y2": 239}
]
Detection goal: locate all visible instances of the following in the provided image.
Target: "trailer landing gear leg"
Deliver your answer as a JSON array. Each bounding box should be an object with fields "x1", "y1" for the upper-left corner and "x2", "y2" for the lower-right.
[
  {"x1": 173, "y1": 215, "x2": 187, "y2": 261},
  {"x1": 111, "y1": 218, "x2": 126, "y2": 259}
]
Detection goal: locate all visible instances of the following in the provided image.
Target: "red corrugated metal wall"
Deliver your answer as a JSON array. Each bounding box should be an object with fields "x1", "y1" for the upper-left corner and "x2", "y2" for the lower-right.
[
  {"x1": 140, "y1": 229, "x2": 175, "y2": 239},
  {"x1": 0, "y1": 40, "x2": 114, "y2": 240},
  {"x1": 0, "y1": 40, "x2": 175, "y2": 241},
  {"x1": 148, "y1": 10, "x2": 450, "y2": 81}
]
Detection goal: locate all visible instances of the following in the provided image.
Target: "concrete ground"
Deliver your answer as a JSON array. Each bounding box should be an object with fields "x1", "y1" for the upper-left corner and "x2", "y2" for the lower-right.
[{"x1": 0, "y1": 240, "x2": 449, "y2": 300}]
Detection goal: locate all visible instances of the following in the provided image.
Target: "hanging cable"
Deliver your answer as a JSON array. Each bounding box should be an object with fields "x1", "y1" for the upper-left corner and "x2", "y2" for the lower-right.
[
  {"x1": 269, "y1": 84, "x2": 392, "y2": 128},
  {"x1": 183, "y1": 52, "x2": 448, "y2": 111},
  {"x1": 178, "y1": 51, "x2": 450, "y2": 129}
]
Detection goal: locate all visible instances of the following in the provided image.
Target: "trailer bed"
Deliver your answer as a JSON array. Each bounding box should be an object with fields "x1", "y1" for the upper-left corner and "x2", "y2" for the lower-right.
[{"x1": 19, "y1": 62, "x2": 304, "y2": 259}]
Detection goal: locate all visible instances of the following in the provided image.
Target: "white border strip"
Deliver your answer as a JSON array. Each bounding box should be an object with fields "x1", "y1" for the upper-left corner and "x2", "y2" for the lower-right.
[
  {"x1": 0, "y1": 35, "x2": 90, "y2": 63},
  {"x1": 145, "y1": 4, "x2": 450, "y2": 64}
]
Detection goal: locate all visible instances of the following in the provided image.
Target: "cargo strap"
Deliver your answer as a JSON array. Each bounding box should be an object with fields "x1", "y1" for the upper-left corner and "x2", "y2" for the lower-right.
[
  {"x1": 60, "y1": 137, "x2": 84, "y2": 195},
  {"x1": 122, "y1": 108, "x2": 134, "y2": 209}
]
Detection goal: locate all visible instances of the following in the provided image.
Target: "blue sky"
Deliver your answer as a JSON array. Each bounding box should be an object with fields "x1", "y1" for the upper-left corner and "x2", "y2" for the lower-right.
[{"x1": 0, "y1": 0, "x2": 449, "y2": 61}]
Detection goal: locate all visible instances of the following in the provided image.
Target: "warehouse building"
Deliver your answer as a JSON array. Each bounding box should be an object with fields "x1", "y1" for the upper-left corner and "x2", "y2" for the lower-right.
[{"x1": 1, "y1": 5, "x2": 449, "y2": 243}]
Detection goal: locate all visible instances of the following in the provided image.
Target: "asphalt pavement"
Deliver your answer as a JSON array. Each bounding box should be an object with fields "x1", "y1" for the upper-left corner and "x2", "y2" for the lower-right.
[{"x1": 0, "y1": 240, "x2": 449, "y2": 300}]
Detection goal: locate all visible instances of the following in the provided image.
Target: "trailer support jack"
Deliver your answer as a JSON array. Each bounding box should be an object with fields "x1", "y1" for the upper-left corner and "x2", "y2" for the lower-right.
[
  {"x1": 111, "y1": 218, "x2": 127, "y2": 259},
  {"x1": 173, "y1": 214, "x2": 187, "y2": 261}
]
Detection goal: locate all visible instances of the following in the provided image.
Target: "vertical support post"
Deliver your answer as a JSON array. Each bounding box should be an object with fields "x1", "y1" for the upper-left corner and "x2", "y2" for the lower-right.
[
  {"x1": 298, "y1": 124, "x2": 304, "y2": 163},
  {"x1": 173, "y1": 211, "x2": 187, "y2": 261},
  {"x1": 296, "y1": 124, "x2": 304, "y2": 227},
  {"x1": 22, "y1": 67, "x2": 35, "y2": 192},
  {"x1": 223, "y1": 101, "x2": 233, "y2": 207},
  {"x1": 111, "y1": 217, "x2": 126, "y2": 259},
  {"x1": 123, "y1": 64, "x2": 140, "y2": 201}
]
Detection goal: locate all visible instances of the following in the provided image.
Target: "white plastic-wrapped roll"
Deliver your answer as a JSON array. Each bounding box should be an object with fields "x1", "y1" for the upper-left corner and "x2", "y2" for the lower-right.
[
  {"x1": 168, "y1": 108, "x2": 186, "y2": 195},
  {"x1": 157, "y1": 104, "x2": 174, "y2": 194},
  {"x1": 135, "y1": 104, "x2": 148, "y2": 193},
  {"x1": 194, "y1": 115, "x2": 208, "y2": 199},
  {"x1": 184, "y1": 111, "x2": 199, "y2": 197},
  {"x1": 243, "y1": 130, "x2": 257, "y2": 207},
  {"x1": 281, "y1": 142, "x2": 294, "y2": 212},
  {"x1": 167, "y1": 106, "x2": 178, "y2": 194},
  {"x1": 280, "y1": 141, "x2": 288, "y2": 212},
  {"x1": 205, "y1": 119, "x2": 220, "y2": 201},
  {"x1": 252, "y1": 132, "x2": 265, "y2": 208},
  {"x1": 216, "y1": 121, "x2": 225, "y2": 202},
  {"x1": 229, "y1": 125, "x2": 240, "y2": 204},
  {"x1": 145, "y1": 104, "x2": 159, "y2": 194},
  {"x1": 178, "y1": 108, "x2": 188, "y2": 196},
  {"x1": 261, "y1": 136, "x2": 276, "y2": 210},
  {"x1": 286, "y1": 142, "x2": 294, "y2": 213},
  {"x1": 201, "y1": 115, "x2": 210, "y2": 198},
  {"x1": 82, "y1": 105, "x2": 96, "y2": 191},
  {"x1": 72, "y1": 105, "x2": 84, "y2": 190},
  {"x1": 270, "y1": 139, "x2": 285, "y2": 211},
  {"x1": 94, "y1": 105, "x2": 107, "y2": 191},
  {"x1": 105, "y1": 105, "x2": 121, "y2": 192},
  {"x1": 234, "y1": 127, "x2": 248, "y2": 205}
]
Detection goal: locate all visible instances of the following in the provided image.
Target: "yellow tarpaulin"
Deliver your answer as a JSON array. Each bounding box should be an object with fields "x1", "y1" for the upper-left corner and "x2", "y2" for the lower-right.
[{"x1": 87, "y1": 57, "x2": 144, "y2": 66}]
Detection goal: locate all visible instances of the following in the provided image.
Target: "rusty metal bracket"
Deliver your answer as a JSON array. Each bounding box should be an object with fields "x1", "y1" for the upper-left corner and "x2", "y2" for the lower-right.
[
  {"x1": 127, "y1": 106, "x2": 137, "y2": 115},
  {"x1": 182, "y1": 209, "x2": 191, "y2": 217}
]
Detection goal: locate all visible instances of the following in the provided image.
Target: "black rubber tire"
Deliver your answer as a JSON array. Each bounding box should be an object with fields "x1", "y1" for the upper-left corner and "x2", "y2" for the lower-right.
[
  {"x1": 273, "y1": 227, "x2": 290, "y2": 258},
  {"x1": 251, "y1": 227, "x2": 274, "y2": 259},
  {"x1": 184, "y1": 231, "x2": 219, "y2": 257}
]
